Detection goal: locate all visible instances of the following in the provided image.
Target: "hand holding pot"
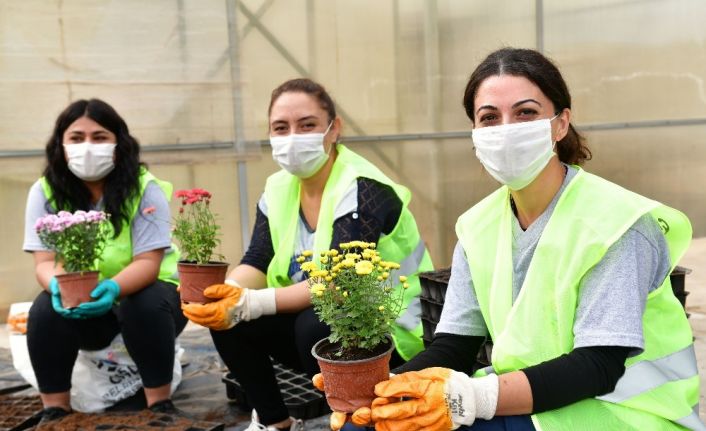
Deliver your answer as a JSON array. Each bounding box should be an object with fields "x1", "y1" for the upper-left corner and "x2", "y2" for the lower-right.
[
  {"x1": 49, "y1": 277, "x2": 77, "y2": 319},
  {"x1": 369, "y1": 367, "x2": 499, "y2": 431},
  {"x1": 73, "y1": 279, "x2": 121, "y2": 318},
  {"x1": 312, "y1": 373, "x2": 373, "y2": 430},
  {"x1": 181, "y1": 280, "x2": 277, "y2": 330}
]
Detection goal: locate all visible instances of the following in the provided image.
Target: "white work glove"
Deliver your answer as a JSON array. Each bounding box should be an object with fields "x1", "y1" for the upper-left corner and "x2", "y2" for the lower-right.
[
  {"x1": 368, "y1": 367, "x2": 499, "y2": 431},
  {"x1": 181, "y1": 279, "x2": 277, "y2": 330}
]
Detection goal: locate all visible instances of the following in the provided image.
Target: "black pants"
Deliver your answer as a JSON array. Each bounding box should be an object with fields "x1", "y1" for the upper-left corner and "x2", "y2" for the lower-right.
[
  {"x1": 210, "y1": 307, "x2": 405, "y2": 426},
  {"x1": 27, "y1": 280, "x2": 187, "y2": 393}
]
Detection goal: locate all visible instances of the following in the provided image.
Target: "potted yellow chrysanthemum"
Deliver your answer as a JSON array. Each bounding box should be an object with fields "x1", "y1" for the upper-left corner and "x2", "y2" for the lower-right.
[{"x1": 303, "y1": 241, "x2": 409, "y2": 413}]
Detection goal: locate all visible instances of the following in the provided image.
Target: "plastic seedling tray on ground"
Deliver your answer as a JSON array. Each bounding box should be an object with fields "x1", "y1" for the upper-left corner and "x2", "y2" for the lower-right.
[{"x1": 222, "y1": 360, "x2": 330, "y2": 420}]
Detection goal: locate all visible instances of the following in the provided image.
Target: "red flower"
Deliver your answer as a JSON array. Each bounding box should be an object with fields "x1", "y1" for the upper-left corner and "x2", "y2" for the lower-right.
[{"x1": 175, "y1": 190, "x2": 189, "y2": 199}]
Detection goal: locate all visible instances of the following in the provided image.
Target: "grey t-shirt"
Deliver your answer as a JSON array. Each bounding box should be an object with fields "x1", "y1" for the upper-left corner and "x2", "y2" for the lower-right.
[
  {"x1": 23, "y1": 180, "x2": 173, "y2": 257},
  {"x1": 436, "y1": 165, "x2": 670, "y2": 355}
]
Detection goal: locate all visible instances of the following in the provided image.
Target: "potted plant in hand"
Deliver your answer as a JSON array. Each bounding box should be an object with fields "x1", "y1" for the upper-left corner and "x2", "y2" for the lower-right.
[
  {"x1": 172, "y1": 188, "x2": 228, "y2": 304},
  {"x1": 35, "y1": 210, "x2": 110, "y2": 308},
  {"x1": 303, "y1": 241, "x2": 409, "y2": 413}
]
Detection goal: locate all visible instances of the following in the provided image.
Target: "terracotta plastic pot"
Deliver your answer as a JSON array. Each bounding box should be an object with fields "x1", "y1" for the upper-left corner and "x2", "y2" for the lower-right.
[
  {"x1": 56, "y1": 271, "x2": 99, "y2": 308},
  {"x1": 311, "y1": 336, "x2": 394, "y2": 413},
  {"x1": 177, "y1": 261, "x2": 229, "y2": 304}
]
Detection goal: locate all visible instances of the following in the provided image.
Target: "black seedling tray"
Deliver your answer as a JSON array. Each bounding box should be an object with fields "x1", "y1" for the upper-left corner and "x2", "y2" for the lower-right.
[{"x1": 222, "y1": 361, "x2": 329, "y2": 420}]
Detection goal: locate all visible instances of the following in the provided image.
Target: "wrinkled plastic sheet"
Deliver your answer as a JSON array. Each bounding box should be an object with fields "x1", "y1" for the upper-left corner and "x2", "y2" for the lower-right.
[{"x1": 0, "y1": 326, "x2": 330, "y2": 430}]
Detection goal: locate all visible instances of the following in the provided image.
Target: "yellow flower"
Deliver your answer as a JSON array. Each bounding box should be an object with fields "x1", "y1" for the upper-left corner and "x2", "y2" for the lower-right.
[
  {"x1": 310, "y1": 269, "x2": 329, "y2": 278},
  {"x1": 316, "y1": 291, "x2": 324, "y2": 297},
  {"x1": 369, "y1": 242, "x2": 376, "y2": 248},
  {"x1": 320, "y1": 256, "x2": 329, "y2": 264},
  {"x1": 373, "y1": 256, "x2": 382, "y2": 263},
  {"x1": 378, "y1": 305, "x2": 385, "y2": 311},
  {"x1": 296, "y1": 256, "x2": 305, "y2": 263},
  {"x1": 329, "y1": 249, "x2": 339, "y2": 257},
  {"x1": 399, "y1": 275, "x2": 408, "y2": 282},
  {"x1": 343, "y1": 291, "x2": 349, "y2": 297},
  {"x1": 345, "y1": 253, "x2": 361, "y2": 261},
  {"x1": 343, "y1": 259, "x2": 355, "y2": 268},
  {"x1": 302, "y1": 250, "x2": 313, "y2": 257},
  {"x1": 403, "y1": 282, "x2": 410, "y2": 289},
  {"x1": 325, "y1": 276, "x2": 333, "y2": 282},
  {"x1": 300, "y1": 261, "x2": 317, "y2": 272},
  {"x1": 382, "y1": 272, "x2": 389, "y2": 279},
  {"x1": 333, "y1": 256, "x2": 342, "y2": 263},
  {"x1": 355, "y1": 260, "x2": 374, "y2": 275},
  {"x1": 335, "y1": 286, "x2": 341, "y2": 291},
  {"x1": 310, "y1": 283, "x2": 326, "y2": 294},
  {"x1": 377, "y1": 276, "x2": 383, "y2": 281},
  {"x1": 340, "y1": 242, "x2": 351, "y2": 249}
]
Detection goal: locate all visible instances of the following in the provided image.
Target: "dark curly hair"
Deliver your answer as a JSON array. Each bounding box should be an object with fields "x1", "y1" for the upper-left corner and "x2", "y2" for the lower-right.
[
  {"x1": 463, "y1": 48, "x2": 591, "y2": 165},
  {"x1": 43, "y1": 98, "x2": 143, "y2": 237}
]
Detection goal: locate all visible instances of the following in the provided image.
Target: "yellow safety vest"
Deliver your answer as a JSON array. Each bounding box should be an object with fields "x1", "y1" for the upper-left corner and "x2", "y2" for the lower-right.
[
  {"x1": 40, "y1": 168, "x2": 179, "y2": 285},
  {"x1": 263, "y1": 144, "x2": 433, "y2": 360},
  {"x1": 457, "y1": 168, "x2": 703, "y2": 430}
]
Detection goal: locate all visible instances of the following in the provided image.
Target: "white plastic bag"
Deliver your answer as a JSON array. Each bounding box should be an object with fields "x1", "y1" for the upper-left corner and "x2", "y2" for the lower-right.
[{"x1": 9, "y1": 302, "x2": 184, "y2": 413}]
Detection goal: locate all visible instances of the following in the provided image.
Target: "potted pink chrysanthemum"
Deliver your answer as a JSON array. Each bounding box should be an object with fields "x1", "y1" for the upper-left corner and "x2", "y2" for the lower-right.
[{"x1": 35, "y1": 210, "x2": 110, "y2": 307}]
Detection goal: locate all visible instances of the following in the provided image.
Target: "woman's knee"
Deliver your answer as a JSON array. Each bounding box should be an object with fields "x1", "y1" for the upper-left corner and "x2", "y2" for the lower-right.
[
  {"x1": 27, "y1": 291, "x2": 61, "y2": 330},
  {"x1": 117, "y1": 282, "x2": 175, "y2": 320}
]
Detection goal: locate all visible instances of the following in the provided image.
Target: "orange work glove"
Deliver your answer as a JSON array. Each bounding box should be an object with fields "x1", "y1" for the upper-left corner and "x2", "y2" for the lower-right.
[
  {"x1": 370, "y1": 367, "x2": 499, "y2": 431},
  {"x1": 181, "y1": 280, "x2": 277, "y2": 330},
  {"x1": 312, "y1": 373, "x2": 374, "y2": 430}
]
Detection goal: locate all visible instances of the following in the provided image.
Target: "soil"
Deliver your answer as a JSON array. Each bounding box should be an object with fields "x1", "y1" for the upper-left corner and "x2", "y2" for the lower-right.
[
  {"x1": 30, "y1": 410, "x2": 223, "y2": 431},
  {"x1": 315, "y1": 339, "x2": 391, "y2": 361},
  {"x1": 0, "y1": 394, "x2": 43, "y2": 430}
]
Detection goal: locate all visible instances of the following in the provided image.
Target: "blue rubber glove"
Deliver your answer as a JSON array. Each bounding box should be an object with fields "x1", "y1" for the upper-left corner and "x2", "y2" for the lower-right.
[
  {"x1": 73, "y1": 279, "x2": 120, "y2": 318},
  {"x1": 49, "y1": 276, "x2": 77, "y2": 318}
]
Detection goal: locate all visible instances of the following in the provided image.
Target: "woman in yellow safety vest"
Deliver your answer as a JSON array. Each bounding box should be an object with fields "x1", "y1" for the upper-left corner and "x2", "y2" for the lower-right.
[
  {"x1": 328, "y1": 48, "x2": 704, "y2": 431},
  {"x1": 23, "y1": 99, "x2": 186, "y2": 422},
  {"x1": 181, "y1": 78, "x2": 433, "y2": 431}
]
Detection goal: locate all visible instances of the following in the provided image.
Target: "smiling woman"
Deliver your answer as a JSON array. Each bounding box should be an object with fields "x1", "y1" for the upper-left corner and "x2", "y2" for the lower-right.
[
  {"x1": 179, "y1": 78, "x2": 433, "y2": 431},
  {"x1": 22, "y1": 98, "x2": 188, "y2": 420},
  {"x1": 336, "y1": 48, "x2": 704, "y2": 431}
]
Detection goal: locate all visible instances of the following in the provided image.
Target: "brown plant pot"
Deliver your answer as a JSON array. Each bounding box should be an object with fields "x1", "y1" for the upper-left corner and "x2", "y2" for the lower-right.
[
  {"x1": 177, "y1": 261, "x2": 229, "y2": 304},
  {"x1": 311, "y1": 336, "x2": 394, "y2": 413},
  {"x1": 56, "y1": 271, "x2": 99, "y2": 309}
]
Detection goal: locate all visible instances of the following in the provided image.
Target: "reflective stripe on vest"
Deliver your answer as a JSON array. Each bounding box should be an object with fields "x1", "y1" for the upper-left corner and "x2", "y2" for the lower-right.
[
  {"x1": 675, "y1": 407, "x2": 706, "y2": 431},
  {"x1": 394, "y1": 239, "x2": 428, "y2": 331},
  {"x1": 598, "y1": 344, "x2": 698, "y2": 403},
  {"x1": 263, "y1": 144, "x2": 433, "y2": 360}
]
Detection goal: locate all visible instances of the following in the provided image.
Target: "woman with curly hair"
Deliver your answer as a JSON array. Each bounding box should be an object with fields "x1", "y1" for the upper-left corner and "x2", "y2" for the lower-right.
[{"x1": 22, "y1": 99, "x2": 187, "y2": 421}]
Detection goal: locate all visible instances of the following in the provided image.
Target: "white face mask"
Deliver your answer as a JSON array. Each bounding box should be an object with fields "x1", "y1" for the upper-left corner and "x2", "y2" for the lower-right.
[
  {"x1": 270, "y1": 122, "x2": 333, "y2": 178},
  {"x1": 471, "y1": 116, "x2": 557, "y2": 190},
  {"x1": 64, "y1": 142, "x2": 117, "y2": 181}
]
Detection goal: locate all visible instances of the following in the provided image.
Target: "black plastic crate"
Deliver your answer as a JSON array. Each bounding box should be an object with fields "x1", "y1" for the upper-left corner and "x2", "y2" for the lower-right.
[
  {"x1": 222, "y1": 361, "x2": 330, "y2": 420},
  {"x1": 670, "y1": 266, "x2": 691, "y2": 296},
  {"x1": 419, "y1": 267, "x2": 451, "y2": 303}
]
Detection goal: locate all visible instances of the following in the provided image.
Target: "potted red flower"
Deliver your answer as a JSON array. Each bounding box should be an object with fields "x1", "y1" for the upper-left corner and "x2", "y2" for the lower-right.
[
  {"x1": 35, "y1": 210, "x2": 111, "y2": 307},
  {"x1": 172, "y1": 188, "x2": 228, "y2": 304}
]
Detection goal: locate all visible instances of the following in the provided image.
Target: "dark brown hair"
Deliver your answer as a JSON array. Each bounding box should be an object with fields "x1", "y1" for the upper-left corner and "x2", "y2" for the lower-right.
[
  {"x1": 463, "y1": 48, "x2": 591, "y2": 165},
  {"x1": 43, "y1": 98, "x2": 143, "y2": 237},
  {"x1": 268, "y1": 78, "x2": 337, "y2": 123}
]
